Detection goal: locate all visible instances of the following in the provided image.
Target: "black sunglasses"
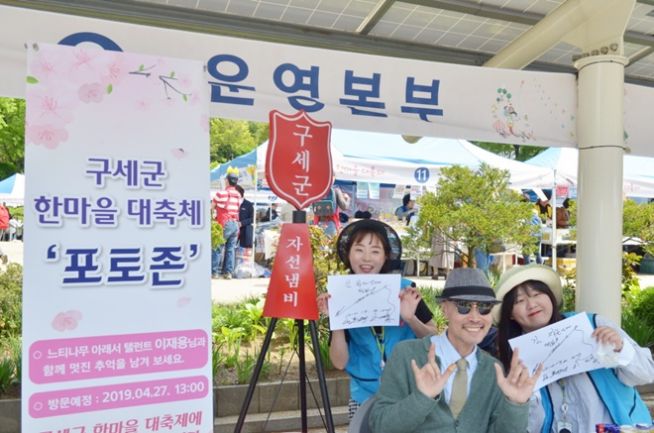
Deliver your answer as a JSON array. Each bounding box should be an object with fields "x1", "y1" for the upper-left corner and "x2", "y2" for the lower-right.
[{"x1": 450, "y1": 300, "x2": 494, "y2": 316}]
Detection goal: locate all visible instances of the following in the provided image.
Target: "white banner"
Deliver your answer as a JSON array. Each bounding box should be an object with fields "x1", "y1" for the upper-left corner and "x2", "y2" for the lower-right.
[
  {"x1": 624, "y1": 83, "x2": 654, "y2": 157},
  {"x1": 23, "y1": 43, "x2": 212, "y2": 432},
  {"x1": 0, "y1": 4, "x2": 578, "y2": 149}
]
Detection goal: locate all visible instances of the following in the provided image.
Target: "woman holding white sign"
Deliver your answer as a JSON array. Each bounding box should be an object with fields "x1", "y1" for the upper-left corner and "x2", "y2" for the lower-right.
[
  {"x1": 494, "y1": 265, "x2": 654, "y2": 433},
  {"x1": 316, "y1": 219, "x2": 437, "y2": 418}
]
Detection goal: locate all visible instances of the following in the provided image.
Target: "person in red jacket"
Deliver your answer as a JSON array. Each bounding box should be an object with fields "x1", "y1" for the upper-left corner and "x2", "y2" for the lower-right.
[{"x1": 0, "y1": 203, "x2": 9, "y2": 242}]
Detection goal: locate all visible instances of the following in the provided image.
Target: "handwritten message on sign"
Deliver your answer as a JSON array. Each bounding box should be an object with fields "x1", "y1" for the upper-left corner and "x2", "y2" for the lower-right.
[
  {"x1": 509, "y1": 313, "x2": 601, "y2": 389},
  {"x1": 327, "y1": 274, "x2": 401, "y2": 330}
]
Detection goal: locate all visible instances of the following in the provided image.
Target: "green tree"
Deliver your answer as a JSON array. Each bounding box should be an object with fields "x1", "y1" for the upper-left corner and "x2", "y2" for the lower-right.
[
  {"x1": 623, "y1": 199, "x2": 654, "y2": 257},
  {"x1": 417, "y1": 164, "x2": 536, "y2": 267},
  {"x1": 210, "y1": 119, "x2": 268, "y2": 164},
  {"x1": 473, "y1": 141, "x2": 546, "y2": 162},
  {"x1": 0, "y1": 98, "x2": 26, "y2": 179}
]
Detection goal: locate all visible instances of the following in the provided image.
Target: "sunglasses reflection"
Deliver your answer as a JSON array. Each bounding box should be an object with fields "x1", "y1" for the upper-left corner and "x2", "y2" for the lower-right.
[{"x1": 450, "y1": 300, "x2": 494, "y2": 315}]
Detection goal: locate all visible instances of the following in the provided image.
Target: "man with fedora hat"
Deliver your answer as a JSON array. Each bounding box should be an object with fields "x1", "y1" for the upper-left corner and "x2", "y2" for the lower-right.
[
  {"x1": 369, "y1": 268, "x2": 542, "y2": 433},
  {"x1": 212, "y1": 167, "x2": 241, "y2": 279}
]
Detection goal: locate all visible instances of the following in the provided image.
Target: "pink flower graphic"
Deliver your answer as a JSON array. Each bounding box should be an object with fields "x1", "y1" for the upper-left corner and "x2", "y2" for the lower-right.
[
  {"x1": 78, "y1": 82, "x2": 104, "y2": 103},
  {"x1": 171, "y1": 148, "x2": 187, "y2": 159},
  {"x1": 52, "y1": 310, "x2": 83, "y2": 332},
  {"x1": 135, "y1": 99, "x2": 152, "y2": 112},
  {"x1": 200, "y1": 114, "x2": 209, "y2": 132},
  {"x1": 101, "y1": 55, "x2": 129, "y2": 87},
  {"x1": 26, "y1": 124, "x2": 68, "y2": 149},
  {"x1": 177, "y1": 297, "x2": 191, "y2": 307},
  {"x1": 27, "y1": 87, "x2": 75, "y2": 125},
  {"x1": 67, "y1": 46, "x2": 112, "y2": 84},
  {"x1": 29, "y1": 49, "x2": 71, "y2": 85}
]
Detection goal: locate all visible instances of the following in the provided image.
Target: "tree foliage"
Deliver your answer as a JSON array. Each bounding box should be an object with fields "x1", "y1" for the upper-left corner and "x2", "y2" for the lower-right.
[
  {"x1": 623, "y1": 199, "x2": 654, "y2": 257},
  {"x1": 0, "y1": 98, "x2": 25, "y2": 179},
  {"x1": 210, "y1": 119, "x2": 268, "y2": 164},
  {"x1": 417, "y1": 164, "x2": 536, "y2": 267},
  {"x1": 473, "y1": 141, "x2": 545, "y2": 162}
]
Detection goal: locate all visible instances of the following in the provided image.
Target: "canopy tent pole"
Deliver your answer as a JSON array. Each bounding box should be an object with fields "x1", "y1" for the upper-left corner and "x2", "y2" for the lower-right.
[{"x1": 551, "y1": 170, "x2": 558, "y2": 271}]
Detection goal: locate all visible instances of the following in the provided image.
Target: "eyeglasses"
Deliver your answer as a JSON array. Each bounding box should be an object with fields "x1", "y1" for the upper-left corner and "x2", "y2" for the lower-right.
[{"x1": 450, "y1": 300, "x2": 494, "y2": 316}]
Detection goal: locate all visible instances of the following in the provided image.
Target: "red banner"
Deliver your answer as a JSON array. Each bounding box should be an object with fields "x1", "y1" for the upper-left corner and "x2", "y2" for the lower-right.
[
  {"x1": 266, "y1": 110, "x2": 333, "y2": 210},
  {"x1": 262, "y1": 223, "x2": 319, "y2": 320}
]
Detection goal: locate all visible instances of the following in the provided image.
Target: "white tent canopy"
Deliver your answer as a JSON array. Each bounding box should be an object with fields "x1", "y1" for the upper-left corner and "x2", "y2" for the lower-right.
[
  {"x1": 211, "y1": 129, "x2": 556, "y2": 190},
  {"x1": 527, "y1": 148, "x2": 654, "y2": 198},
  {"x1": 0, "y1": 173, "x2": 25, "y2": 206}
]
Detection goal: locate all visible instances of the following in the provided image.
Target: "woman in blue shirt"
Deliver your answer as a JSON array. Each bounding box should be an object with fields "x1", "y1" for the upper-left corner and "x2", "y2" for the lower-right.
[{"x1": 317, "y1": 219, "x2": 437, "y2": 418}]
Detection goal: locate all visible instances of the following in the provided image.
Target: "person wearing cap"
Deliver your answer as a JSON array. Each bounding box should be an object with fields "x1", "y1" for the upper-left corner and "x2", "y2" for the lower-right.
[
  {"x1": 494, "y1": 265, "x2": 654, "y2": 433},
  {"x1": 369, "y1": 268, "x2": 541, "y2": 433},
  {"x1": 316, "y1": 219, "x2": 437, "y2": 418},
  {"x1": 211, "y1": 167, "x2": 241, "y2": 279}
]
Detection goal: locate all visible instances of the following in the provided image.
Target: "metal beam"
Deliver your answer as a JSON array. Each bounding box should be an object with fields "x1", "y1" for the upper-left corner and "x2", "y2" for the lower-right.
[
  {"x1": 401, "y1": 0, "x2": 540, "y2": 26},
  {"x1": 357, "y1": 0, "x2": 395, "y2": 35},
  {"x1": 629, "y1": 46, "x2": 654, "y2": 65},
  {"x1": 0, "y1": 0, "x2": 489, "y2": 64},
  {"x1": 2, "y1": 0, "x2": 653, "y2": 87}
]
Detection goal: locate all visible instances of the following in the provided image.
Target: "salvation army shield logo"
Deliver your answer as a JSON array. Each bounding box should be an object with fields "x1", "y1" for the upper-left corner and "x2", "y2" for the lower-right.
[{"x1": 266, "y1": 110, "x2": 332, "y2": 210}]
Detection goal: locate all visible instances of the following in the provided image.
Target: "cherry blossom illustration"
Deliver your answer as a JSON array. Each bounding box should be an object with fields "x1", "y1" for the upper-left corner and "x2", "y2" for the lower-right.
[
  {"x1": 26, "y1": 44, "x2": 203, "y2": 149},
  {"x1": 172, "y1": 148, "x2": 187, "y2": 159},
  {"x1": 27, "y1": 86, "x2": 76, "y2": 126},
  {"x1": 177, "y1": 297, "x2": 192, "y2": 307},
  {"x1": 78, "y1": 82, "x2": 105, "y2": 104},
  {"x1": 200, "y1": 113, "x2": 210, "y2": 132},
  {"x1": 127, "y1": 63, "x2": 194, "y2": 102},
  {"x1": 26, "y1": 123, "x2": 69, "y2": 149},
  {"x1": 51, "y1": 310, "x2": 83, "y2": 332}
]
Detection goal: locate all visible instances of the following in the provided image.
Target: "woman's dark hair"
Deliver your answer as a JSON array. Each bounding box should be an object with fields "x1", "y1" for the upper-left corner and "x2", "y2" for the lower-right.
[
  {"x1": 344, "y1": 227, "x2": 392, "y2": 274},
  {"x1": 497, "y1": 280, "x2": 563, "y2": 370},
  {"x1": 402, "y1": 193, "x2": 411, "y2": 207}
]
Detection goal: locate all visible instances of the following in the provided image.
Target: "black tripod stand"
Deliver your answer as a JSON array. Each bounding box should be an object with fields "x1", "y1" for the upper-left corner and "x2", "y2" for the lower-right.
[{"x1": 233, "y1": 210, "x2": 336, "y2": 433}]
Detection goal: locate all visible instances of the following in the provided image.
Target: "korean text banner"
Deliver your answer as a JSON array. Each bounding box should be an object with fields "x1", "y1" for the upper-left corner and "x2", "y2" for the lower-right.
[
  {"x1": 23, "y1": 43, "x2": 212, "y2": 432},
  {"x1": 0, "y1": 4, "x2": 579, "y2": 149}
]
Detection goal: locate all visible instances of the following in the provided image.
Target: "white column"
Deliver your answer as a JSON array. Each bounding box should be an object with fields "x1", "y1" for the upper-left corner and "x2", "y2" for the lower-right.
[{"x1": 574, "y1": 55, "x2": 627, "y2": 324}]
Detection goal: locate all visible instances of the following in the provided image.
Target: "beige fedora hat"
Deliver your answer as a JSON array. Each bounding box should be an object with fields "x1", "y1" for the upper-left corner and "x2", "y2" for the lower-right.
[{"x1": 492, "y1": 264, "x2": 562, "y2": 324}]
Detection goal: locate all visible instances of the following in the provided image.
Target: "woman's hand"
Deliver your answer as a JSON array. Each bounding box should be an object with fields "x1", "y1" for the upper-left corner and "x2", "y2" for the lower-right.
[
  {"x1": 317, "y1": 293, "x2": 331, "y2": 316},
  {"x1": 593, "y1": 326, "x2": 624, "y2": 352},
  {"x1": 494, "y1": 347, "x2": 543, "y2": 404},
  {"x1": 411, "y1": 343, "x2": 456, "y2": 399},
  {"x1": 399, "y1": 287, "x2": 421, "y2": 321}
]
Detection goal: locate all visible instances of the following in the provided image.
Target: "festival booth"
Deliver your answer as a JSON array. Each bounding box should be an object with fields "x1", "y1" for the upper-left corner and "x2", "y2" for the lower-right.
[
  {"x1": 525, "y1": 148, "x2": 654, "y2": 273},
  {"x1": 212, "y1": 128, "x2": 557, "y2": 195},
  {"x1": 527, "y1": 147, "x2": 654, "y2": 199},
  {"x1": 211, "y1": 129, "x2": 557, "y2": 275},
  {"x1": 0, "y1": 173, "x2": 25, "y2": 207}
]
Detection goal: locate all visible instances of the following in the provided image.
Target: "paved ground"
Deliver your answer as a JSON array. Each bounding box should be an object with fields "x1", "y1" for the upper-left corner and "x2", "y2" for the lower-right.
[{"x1": 3, "y1": 240, "x2": 654, "y2": 304}]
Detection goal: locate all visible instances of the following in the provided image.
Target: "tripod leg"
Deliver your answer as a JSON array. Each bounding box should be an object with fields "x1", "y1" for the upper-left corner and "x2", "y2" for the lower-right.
[
  {"x1": 309, "y1": 320, "x2": 335, "y2": 433},
  {"x1": 234, "y1": 317, "x2": 277, "y2": 433},
  {"x1": 297, "y1": 319, "x2": 308, "y2": 432}
]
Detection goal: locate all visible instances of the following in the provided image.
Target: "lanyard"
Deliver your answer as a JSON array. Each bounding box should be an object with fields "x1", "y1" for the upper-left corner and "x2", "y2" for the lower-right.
[
  {"x1": 370, "y1": 327, "x2": 386, "y2": 368},
  {"x1": 558, "y1": 379, "x2": 569, "y2": 421}
]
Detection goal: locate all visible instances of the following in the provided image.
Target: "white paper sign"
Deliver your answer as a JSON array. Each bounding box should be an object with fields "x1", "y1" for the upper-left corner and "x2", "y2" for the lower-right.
[
  {"x1": 327, "y1": 274, "x2": 401, "y2": 330},
  {"x1": 509, "y1": 313, "x2": 602, "y2": 389}
]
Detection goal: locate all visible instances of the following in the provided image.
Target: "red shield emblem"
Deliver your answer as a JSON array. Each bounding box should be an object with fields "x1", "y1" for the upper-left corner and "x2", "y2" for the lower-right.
[{"x1": 266, "y1": 110, "x2": 333, "y2": 210}]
